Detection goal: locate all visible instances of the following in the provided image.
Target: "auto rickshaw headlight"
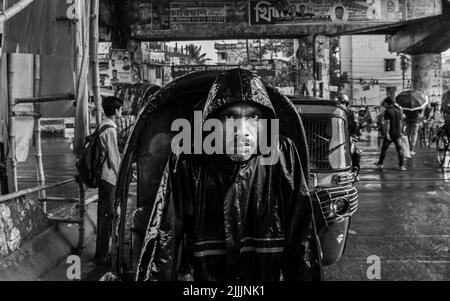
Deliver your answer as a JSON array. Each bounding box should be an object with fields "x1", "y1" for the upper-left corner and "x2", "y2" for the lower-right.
[
  {"x1": 310, "y1": 173, "x2": 318, "y2": 189},
  {"x1": 330, "y1": 198, "x2": 350, "y2": 216}
]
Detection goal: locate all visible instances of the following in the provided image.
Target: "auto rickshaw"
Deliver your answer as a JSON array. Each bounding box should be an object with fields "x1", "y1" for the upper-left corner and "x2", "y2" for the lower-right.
[
  {"x1": 105, "y1": 71, "x2": 356, "y2": 280},
  {"x1": 289, "y1": 96, "x2": 359, "y2": 265}
]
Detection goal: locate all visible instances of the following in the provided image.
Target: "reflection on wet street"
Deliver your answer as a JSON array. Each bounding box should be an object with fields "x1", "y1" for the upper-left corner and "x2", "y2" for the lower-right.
[
  {"x1": 16, "y1": 137, "x2": 81, "y2": 215},
  {"x1": 324, "y1": 131, "x2": 450, "y2": 281},
  {"x1": 17, "y1": 137, "x2": 77, "y2": 193},
  {"x1": 28, "y1": 135, "x2": 449, "y2": 281}
]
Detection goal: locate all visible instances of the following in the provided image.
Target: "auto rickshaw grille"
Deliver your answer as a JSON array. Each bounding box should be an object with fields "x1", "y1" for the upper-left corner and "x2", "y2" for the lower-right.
[{"x1": 313, "y1": 185, "x2": 358, "y2": 225}]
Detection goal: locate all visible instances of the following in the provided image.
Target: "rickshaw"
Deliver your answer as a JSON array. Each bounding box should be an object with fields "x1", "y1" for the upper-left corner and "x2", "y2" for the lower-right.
[
  {"x1": 105, "y1": 71, "x2": 356, "y2": 280},
  {"x1": 289, "y1": 96, "x2": 359, "y2": 265}
]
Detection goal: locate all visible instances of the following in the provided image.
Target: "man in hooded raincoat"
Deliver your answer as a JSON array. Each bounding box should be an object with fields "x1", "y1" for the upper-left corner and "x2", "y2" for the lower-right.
[{"x1": 136, "y1": 69, "x2": 321, "y2": 281}]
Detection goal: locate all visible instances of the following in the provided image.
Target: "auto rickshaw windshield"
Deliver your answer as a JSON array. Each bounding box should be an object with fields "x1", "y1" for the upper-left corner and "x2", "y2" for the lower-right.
[{"x1": 302, "y1": 115, "x2": 352, "y2": 171}]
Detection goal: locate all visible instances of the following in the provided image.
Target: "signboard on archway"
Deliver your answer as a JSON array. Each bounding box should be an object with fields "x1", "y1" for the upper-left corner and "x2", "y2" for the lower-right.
[
  {"x1": 171, "y1": 64, "x2": 276, "y2": 78},
  {"x1": 128, "y1": 0, "x2": 442, "y2": 41}
]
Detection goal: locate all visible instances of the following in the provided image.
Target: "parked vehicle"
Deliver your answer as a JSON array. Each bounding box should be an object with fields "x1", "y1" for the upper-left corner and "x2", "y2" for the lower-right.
[{"x1": 289, "y1": 96, "x2": 359, "y2": 265}]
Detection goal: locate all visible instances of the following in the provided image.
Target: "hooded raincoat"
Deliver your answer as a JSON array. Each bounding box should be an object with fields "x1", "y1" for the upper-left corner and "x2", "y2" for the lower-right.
[{"x1": 136, "y1": 69, "x2": 321, "y2": 281}]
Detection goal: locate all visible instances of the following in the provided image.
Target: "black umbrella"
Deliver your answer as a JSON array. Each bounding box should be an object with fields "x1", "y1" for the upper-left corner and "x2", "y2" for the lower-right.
[{"x1": 395, "y1": 90, "x2": 428, "y2": 111}]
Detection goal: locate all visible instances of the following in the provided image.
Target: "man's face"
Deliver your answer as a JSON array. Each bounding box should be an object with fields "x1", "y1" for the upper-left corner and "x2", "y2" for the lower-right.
[
  {"x1": 112, "y1": 71, "x2": 118, "y2": 79},
  {"x1": 335, "y1": 7, "x2": 344, "y2": 19},
  {"x1": 123, "y1": 58, "x2": 130, "y2": 66},
  {"x1": 300, "y1": 5, "x2": 306, "y2": 13},
  {"x1": 217, "y1": 103, "x2": 263, "y2": 162}
]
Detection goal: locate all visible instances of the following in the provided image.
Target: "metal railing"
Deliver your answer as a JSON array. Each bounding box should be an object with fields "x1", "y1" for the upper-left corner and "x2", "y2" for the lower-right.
[{"x1": 0, "y1": 176, "x2": 86, "y2": 254}]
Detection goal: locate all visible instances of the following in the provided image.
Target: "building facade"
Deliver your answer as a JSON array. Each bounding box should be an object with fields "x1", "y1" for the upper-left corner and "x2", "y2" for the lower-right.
[
  {"x1": 215, "y1": 40, "x2": 268, "y2": 65},
  {"x1": 442, "y1": 51, "x2": 450, "y2": 93},
  {"x1": 340, "y1": 35, "x2": 411, "y2": 106}
]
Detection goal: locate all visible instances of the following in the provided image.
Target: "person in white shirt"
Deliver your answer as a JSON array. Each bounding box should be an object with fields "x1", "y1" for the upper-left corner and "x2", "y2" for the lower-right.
[{"x1": 95, "y1": 96, "x2": 122, "y2": 265}]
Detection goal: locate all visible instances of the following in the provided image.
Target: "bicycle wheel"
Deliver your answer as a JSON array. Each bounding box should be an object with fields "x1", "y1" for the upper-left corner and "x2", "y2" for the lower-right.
[{"x1": 436, "y1": 132, "x2": 450, "y2": 167}]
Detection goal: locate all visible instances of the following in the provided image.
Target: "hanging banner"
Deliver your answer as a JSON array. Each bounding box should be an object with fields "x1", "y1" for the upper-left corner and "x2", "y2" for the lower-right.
[
  {"x1": 170, "y1": 2, "x2": 227, "y2": 23},
  {"x1": 133, "y1": 0, "x2": 171, "y2": 32},
  {"x1": 249, "y1": 0, "x2": 442, "y2": 25},
  {"x1": 406, "y1": 0, "x2": 442, "y2": 20},
  {"x1": 128, "y1": 0, "x2": 442, "y2": 40},
  {"x1": 3, "y1": 0, "x2": 58, "y2": 55},
  {"x1": 109, "y1": 49, "x2": 133, "y2": 84},
  {"x1": 39, "y1": 0, "x2": 77, "y2": 118},
  {"x1": 171, "y1": 64, "x2": 276, "y2": 78}
]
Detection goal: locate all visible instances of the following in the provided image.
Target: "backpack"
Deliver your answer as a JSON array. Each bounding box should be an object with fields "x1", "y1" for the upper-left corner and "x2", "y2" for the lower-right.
[{"x1": 76, "y1": 124, "x2": 113, "y2": 188}]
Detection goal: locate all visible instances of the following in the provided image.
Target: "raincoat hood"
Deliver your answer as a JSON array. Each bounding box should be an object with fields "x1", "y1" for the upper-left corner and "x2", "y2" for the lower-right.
[{"x1": 202, "y1": 68, "x2": 276, "y2": 122}]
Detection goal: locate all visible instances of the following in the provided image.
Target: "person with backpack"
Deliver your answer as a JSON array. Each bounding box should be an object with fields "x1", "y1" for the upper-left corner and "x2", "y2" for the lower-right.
[{"x1": 95, "y1": 96, "x2": 122, "y2": 265}]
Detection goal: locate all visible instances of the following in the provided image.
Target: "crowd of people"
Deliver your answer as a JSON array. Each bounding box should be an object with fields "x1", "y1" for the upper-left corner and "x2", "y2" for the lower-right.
[{"x1": 337, "y1": 92, "x2": 448, "y2": 172}]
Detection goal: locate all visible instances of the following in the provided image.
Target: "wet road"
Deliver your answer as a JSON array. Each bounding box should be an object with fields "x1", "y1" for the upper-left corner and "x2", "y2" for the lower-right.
[
  {"x1": 323, "y1": 131, "x2": 449, "y2": 281},
  {"x1": 34, "y1": 133, "x2": 449, "y2": 280}
]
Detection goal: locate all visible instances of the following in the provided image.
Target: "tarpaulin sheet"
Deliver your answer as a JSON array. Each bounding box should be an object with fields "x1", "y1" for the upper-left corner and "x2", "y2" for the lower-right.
[
  {"x1": 0, "y1": 0, "x2": 82, "y2": 163},
  {"x1": 3, "y1": 1, "x2": 76, "y2": 119},
  {"x1": 8, "y1": 54, "x2": 35, "y2": 162},
  {"x1": 3, "y1": 0, "x2": 58, "y2": 56},
  {"x1": 39, "y1": 1, "x2": 76, "y2": 118}
]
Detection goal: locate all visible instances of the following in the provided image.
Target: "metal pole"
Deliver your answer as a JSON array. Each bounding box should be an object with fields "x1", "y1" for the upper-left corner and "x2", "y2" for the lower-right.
[
  {"x1": 7, "y1": 53, "x2": 17, "y2": 192},
  {"x1": 258, "y1": 39, "x2": 262, "y2": 63},
  {"x1": 246, "y1": 39, "x2": 250, "y2": 63},
  {"x1": 0, "y1": 178, "x2": 75, "y2": 204},
  {"x1": 33, "y1": 55, "x2": 45, "y2": 200},
  {"x1": 349, "y1": 35, "x2": 354, "y2": 105},
  {"x1": 73, "y1": 0, "x2": 90, "y2": 155},
  {"x1": 313, "y1": 34, "x2": 318, "y2": 98},
  {"x1": 90, "y1": 0, "x2": 102, "y2": 126}
]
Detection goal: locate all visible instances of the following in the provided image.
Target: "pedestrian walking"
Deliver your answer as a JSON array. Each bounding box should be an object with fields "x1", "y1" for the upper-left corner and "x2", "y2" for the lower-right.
[
  {"x1": 404, "y1": 109, "x2": 423, "y2": 155},
  {"x1": 95, "y1": 96, "x2": 122, "y2": 265},
  {"x1": 375, "y1": 97, "x2": 406, "y2": 171}
]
